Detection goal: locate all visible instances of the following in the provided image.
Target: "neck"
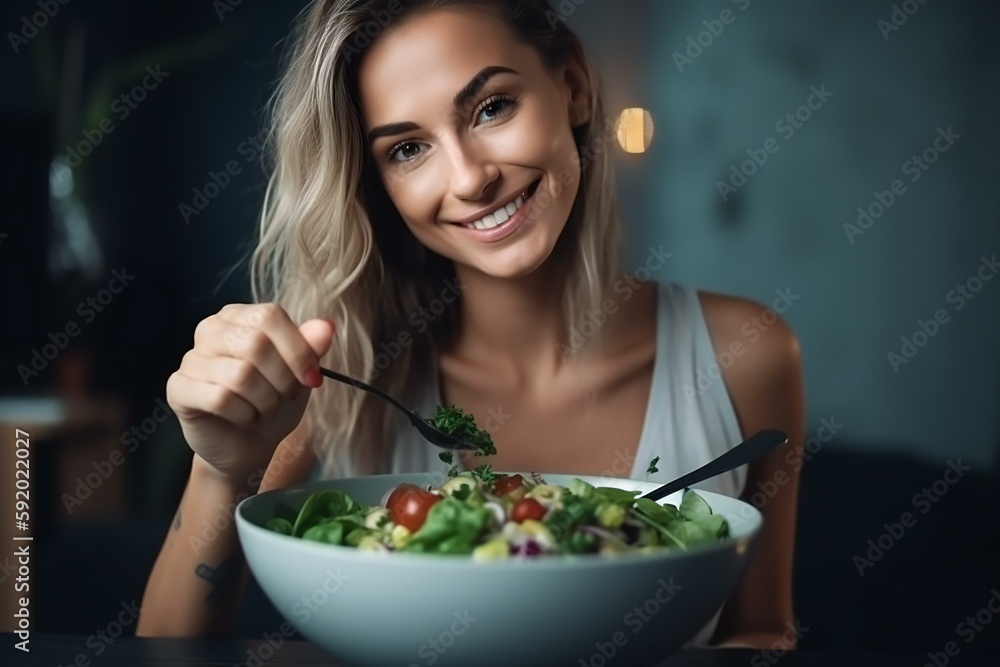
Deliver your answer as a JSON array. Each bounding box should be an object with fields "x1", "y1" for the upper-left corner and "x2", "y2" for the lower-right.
[{"x1": 450, "y1": 262, "x2": 567, "y2": 377}]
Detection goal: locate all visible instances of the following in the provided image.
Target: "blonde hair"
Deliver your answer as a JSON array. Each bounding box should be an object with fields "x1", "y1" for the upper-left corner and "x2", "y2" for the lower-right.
[{"x1": 251, "y1": 0, "x2": 623, "y2": 477}]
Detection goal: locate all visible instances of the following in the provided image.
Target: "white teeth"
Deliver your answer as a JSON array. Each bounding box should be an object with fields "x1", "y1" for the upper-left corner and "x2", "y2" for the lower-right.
[{"x1": 464, "y1": 189, "x2": 530, "y2": 232}]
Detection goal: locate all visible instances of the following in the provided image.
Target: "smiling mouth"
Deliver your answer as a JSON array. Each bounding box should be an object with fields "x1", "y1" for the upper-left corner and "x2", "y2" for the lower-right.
[{"x1": 457, "y1": 179, "x2": 542, "y2": 231}]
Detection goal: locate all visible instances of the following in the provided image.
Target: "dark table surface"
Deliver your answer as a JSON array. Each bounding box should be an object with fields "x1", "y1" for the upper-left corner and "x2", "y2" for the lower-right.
[{"x1": 4, "y1": 634, "x2": 1000, "y2": 667}]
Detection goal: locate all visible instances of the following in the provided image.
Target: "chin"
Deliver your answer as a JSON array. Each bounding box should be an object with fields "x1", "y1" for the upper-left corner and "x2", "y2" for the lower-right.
[{"x1": 459, "y1": 223, "x2": 566, "y2": 280}]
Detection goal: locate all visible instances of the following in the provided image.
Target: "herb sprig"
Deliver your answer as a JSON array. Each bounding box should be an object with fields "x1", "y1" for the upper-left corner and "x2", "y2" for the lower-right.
[
  {"x1": 645, "y1": 456, "x2": 660, "y2": 481},
  {"x1": 428, "y1": 405, "x2": 497, "y2": 456}
]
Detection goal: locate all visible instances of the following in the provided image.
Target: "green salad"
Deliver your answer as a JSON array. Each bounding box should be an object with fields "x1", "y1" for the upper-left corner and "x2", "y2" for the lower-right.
[{"x1": 263, "y1": 407, "x2": 729, "y2": 558}]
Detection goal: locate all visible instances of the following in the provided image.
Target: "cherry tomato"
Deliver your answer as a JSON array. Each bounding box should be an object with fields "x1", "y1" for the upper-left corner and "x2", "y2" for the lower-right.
[
  {"x1": 511, "y1": 498, "x2": 546, "y2": 524},
  {"x1": 494, "y1": 474, "x2": 525, "y2": 498},
  {"x1": 386, "y1": 483, "x2": 441, "y2": 532}
]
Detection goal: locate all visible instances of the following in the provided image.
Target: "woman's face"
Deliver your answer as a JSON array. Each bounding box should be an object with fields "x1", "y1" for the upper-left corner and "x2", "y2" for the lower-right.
[{"x1": 358, "y1": 8, "x2": 590, "y2": 279}]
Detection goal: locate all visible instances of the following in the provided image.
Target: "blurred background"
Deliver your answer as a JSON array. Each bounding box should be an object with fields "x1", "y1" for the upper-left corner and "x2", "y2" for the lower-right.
[{"x1": 1, "y1": 0, "x2": 997, "y2": 655}]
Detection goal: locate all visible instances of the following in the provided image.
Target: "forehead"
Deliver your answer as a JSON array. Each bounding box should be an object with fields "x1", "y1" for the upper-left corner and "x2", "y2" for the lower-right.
[{"x1": 357, "y1": 8, "x2": 535, "y2": 127}]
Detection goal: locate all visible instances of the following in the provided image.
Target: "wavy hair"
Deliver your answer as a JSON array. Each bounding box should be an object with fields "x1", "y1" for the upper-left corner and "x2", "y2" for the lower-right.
[{"x1": 251, "y1": 0, "x2": 623, "y2": 477}]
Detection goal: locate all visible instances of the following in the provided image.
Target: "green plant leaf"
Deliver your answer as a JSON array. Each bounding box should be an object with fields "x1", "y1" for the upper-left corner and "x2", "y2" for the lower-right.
[
  {"x1": 595, "y1": 487, "x2": 641, "y2": 505},
  {"x1": 679, "y1": 489, "x2": 712, "y2": 521},
  {"x1": 292, "y1": 490, "x2": 358, "y2": 537},
  {"x1": 634, "y1": 498, "x2": 681, "y2": 525},
  {"x1": 264, "y1": 517, "x2": 293, "y2": 535}
]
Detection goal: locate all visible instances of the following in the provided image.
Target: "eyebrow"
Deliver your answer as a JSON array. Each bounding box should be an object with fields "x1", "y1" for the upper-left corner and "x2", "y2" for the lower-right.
[{"x1": 367, "y1": 65, "x2": 520, "y2": 145}]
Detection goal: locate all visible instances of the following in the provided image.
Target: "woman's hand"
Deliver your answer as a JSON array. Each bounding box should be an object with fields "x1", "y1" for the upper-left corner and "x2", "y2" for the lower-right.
[{"x1": 166, "y1": 303, "x2": 335, "y2": 487}]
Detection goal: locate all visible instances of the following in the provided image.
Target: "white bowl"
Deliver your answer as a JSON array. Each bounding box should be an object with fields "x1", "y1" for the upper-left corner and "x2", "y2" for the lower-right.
[{"x1": 235, "y1": 473, "x2": 762, "y2": 667}]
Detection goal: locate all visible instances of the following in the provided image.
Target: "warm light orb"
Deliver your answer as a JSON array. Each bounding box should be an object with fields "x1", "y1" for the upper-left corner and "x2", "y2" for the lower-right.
[{"x1": 616, "y1": 108, "x2": 655, "y2": 154}]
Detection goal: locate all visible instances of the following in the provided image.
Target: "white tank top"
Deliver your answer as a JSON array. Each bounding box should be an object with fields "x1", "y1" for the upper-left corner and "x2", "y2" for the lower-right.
[{"x1": 310, "y1": 281, "x2": 748, "y2": 646}]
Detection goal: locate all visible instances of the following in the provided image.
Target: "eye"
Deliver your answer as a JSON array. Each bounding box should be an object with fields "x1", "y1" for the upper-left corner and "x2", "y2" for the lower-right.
[
  {"x1": 475, "y1": 95, "x2": 517, "y2": 125},
  {"x1": 388, "y1": 141, "x2": 424, "y2": 163}
]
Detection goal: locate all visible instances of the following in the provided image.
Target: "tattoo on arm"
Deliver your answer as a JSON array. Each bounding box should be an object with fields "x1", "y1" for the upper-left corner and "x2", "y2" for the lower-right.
[
  {"x1": 172, "y1": 509, "x2": 181, "y2": 531},
  {"x1": 195, "y1": 556, "x2": 241, "y2": 603}
]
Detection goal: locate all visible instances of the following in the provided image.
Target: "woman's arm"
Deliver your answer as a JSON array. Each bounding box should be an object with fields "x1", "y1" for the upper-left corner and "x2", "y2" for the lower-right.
[
  {"x1": 136, "y1": 433, "x2": 316, "y2": 637},
  {"x1": 699, "y1": 292, "x2": 807, "y2": 650}
]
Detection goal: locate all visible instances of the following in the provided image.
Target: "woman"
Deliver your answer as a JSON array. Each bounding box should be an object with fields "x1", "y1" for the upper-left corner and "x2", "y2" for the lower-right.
[{"x1": 137, "y1": 0, "x2": 806, "y2": 650}]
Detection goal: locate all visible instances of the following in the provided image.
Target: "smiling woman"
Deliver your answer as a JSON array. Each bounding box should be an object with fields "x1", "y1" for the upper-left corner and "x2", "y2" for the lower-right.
[{"x1": 137, "y1": 0, "x2": 806, "y2": 653}]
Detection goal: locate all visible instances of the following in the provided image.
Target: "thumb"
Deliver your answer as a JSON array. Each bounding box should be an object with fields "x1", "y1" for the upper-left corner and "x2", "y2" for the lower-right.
[{"x1": 299, "y1": 319, "x2": 336, "y2": 358}]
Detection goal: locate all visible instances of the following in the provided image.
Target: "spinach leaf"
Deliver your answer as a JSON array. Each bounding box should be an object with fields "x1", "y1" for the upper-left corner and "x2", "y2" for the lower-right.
[
  {"x1": 291, "y1": 490, "x2": 359, "y2": 537},
  {"x1": 679, "y1": 489, "x2": 713, "y2": 521},
  {"x1": 671, "y1": 515, "x2": 727, "y2": 547},
  {"x1": 633, "y1": 498, "x2": 681, "y2": 525},
  {"x1": 302, "y1": 521, "x2": 345, "y2": 545},
  {"x1": 568, "y1": 478, "x2": 596, "y2": 498},
  {"x1": 595, "y1": 487, "x2": 641, "y2": 505},
  {"x1": 264, "y1": 517, "x2": 293, "y2": 535},
  {"x1": 632, "y1": 511, "x2": 686, "y2": 550}
]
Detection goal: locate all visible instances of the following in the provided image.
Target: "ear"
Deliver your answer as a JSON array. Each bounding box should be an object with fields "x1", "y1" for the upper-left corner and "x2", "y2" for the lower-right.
[{"x1": 562, "y1": 41, "x2": 594, "y2": 128}]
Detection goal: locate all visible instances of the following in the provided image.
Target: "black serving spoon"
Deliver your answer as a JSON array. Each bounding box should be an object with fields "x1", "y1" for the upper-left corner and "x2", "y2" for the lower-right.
[{"x1": 640, "y1": 429, "x2": 788, "y2": 501}]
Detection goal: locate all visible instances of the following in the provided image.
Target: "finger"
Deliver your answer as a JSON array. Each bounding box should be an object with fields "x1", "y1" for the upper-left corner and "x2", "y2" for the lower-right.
[
  {"x1": 167, "y1": 372, "x2": 258, "y2": 429},
  {"x1": 299, "y1": 319, "x2": 336, "y2": 358},
  {"x1": 230, "y1": 304, "x2": 322, "y2": 388},
  {"x1": 195, "y1": 306, "x2": 315, "y2": 393},
  {"x1": 179, "y1": 351, "x2": 284, "y2": 418}
]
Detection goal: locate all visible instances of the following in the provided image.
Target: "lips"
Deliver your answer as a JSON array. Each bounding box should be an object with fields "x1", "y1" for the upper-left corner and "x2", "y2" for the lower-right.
[
  {"x1": 451, "y1": 179, "x2": 542, "y2": 230},
  {"x1": 453, "y1": 177, "x2": 544, "y2": 244}
]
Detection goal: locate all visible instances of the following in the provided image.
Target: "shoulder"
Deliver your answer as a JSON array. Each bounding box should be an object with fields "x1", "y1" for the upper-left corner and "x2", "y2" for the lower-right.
[{"x1": 695, "y1": 290, "x2": 804, "y2": 437}]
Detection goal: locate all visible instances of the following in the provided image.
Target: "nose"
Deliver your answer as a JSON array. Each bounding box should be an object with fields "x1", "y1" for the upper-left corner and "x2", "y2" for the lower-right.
[{"x1": 445, "y1": 139, "x2": 499, "y2": 201}]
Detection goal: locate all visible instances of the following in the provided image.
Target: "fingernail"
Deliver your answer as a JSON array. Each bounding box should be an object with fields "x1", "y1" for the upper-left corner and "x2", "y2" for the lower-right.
[
  {"x1": 304, "y1": 366, "x2": 322, "y2": 388},
  {"x1": 323, "y1": 318, "x2": 337, "y2": 331}
]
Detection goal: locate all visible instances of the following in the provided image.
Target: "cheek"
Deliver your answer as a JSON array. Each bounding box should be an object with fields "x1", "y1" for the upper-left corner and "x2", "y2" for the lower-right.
[
  {"x1": 383, "y1": 173, "x2": 440, "y2": 226},
  {"x1": 510, "y1": 110, "x2": 579, "y2": 172}
]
